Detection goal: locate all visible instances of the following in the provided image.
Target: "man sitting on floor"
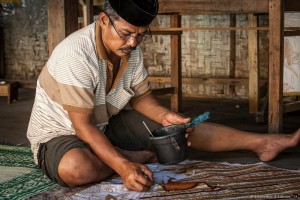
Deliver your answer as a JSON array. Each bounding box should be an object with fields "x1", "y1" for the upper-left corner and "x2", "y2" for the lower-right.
[{"x1": 27, "y1": 0, "x2": 300, "y2": 192}]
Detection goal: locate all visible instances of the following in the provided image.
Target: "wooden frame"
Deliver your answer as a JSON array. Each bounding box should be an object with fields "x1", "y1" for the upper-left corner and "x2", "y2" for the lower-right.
[{"x1": 155, "y1": 0, "x2": 299, "y2": 133}]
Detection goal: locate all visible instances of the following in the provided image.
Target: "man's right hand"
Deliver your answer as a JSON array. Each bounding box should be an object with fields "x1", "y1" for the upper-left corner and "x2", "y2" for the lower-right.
[{"x1": 119, "y1": 160, "x2": 154, "y2": 192}]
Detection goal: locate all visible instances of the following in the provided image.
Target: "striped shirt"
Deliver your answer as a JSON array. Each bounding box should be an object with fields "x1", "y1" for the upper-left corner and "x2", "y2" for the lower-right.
[{"x1": 27, "y1": 21, "x2": 151, "y2": 164}]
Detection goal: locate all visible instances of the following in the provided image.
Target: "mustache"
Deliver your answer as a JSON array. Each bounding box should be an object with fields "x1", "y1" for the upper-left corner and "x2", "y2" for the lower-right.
[{"x1": 118, "y1": 46, "x2": 136, "y2": 51}]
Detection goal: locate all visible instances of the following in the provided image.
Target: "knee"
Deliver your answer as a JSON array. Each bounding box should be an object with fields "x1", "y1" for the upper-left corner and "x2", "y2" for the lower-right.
[
  {"x1": 58, "y1": 149, "x2": 113, "y2": 186},
  {"x1": 58, "y1": 156, "x2": 93, "y2": 186}
]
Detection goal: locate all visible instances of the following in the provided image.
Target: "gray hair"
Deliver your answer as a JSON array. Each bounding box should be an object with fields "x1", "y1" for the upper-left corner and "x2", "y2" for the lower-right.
[{"x1": 104, "y1": 0, "x2": 119, "y2": 21}]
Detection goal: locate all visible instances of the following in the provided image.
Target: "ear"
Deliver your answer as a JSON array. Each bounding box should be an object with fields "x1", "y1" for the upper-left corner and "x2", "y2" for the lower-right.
[{"x1": 98, "y1": 12, "x2": 109, "y2": 28}]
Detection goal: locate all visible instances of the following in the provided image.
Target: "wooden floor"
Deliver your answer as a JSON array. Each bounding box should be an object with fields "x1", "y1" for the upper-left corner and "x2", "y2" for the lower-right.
[
  {"x1": 1, "y1": 88, "x2": 300, "y2": 199},
  {"x1": 0, "y1": 88, "x2": 300, "y2": 171}
]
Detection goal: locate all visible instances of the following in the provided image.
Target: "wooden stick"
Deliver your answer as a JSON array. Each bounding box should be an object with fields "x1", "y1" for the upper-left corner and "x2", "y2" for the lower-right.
[{"x1": 151, "y1": 27, "x2": 269, "y2": 31}]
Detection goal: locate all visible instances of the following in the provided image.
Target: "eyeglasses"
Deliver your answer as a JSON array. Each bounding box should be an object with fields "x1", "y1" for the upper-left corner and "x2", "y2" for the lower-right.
[{"x1": 105, "y1": 13, "x2": 152, "y2": 43}]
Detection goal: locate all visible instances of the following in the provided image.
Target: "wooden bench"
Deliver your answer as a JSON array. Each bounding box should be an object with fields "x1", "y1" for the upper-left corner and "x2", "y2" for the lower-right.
[{"x1": 0, "y1": 82, "x2": 18, "y2": 104}]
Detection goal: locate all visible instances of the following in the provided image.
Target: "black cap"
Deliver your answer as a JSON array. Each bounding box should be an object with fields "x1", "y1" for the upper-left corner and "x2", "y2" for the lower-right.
[{"x1": 108, "y1": 0, "x2": 159, "y2": 27}]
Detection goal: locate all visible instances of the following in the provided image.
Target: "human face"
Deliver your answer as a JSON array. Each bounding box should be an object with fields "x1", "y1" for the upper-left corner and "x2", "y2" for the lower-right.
[
  {"x1": 106, "y1": 13, "x2": 152, "y2": 44},
  {"x1": 101, "y1": 12, "x2": 151, "y2": 57}
]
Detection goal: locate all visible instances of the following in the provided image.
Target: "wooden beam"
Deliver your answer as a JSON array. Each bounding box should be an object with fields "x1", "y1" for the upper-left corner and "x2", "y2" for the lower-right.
[
  {"x1": 268, "y1": 0, "x2": 284, "y2": 133},
  {"x1": 152, "y1": 87, "x2": 175, "y2": 95},
  {"x1": 148, "y1": 76, "x2": 268, "y2": 86},
  {"x1": 284, "y1": 27, "x2": 300, "y2": 31},
  {"x1": 283, "y1": 92, "x2": 300, "y2": 96},
  {"x1": 283, "y1": 101, "x2": 300, "y2": 113},
  {"x1": 151, "y1": 27, "x2": 269, "y2": 31},
  {"x1": 2, "y1": 77, "x2": 267, "y2": 90},
  {"x1": 284, "y1": 31, "x2": 300, "y2": 37},
  {"x1": 1, "y1": 79, "x2": 37, "y2": 89},
  {"x1": 158, "y1": 0, "x2": 269, "y2": 15},
  {"x1": 47, "y1": 0, "x2": 78, "y2": 55},
  {"x1": 248, "y1": 14, "x2": 259, "y2": 114},
  {"x1": 151, "y1": 30, "x2": 183, "y2": 35},
  {"x1": 170, "y1": 14, "x2": 182, "y2": 112}
]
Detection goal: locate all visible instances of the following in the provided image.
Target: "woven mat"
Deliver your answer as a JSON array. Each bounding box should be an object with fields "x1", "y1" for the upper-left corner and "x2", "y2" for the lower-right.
[
  {"x1": 0, "y1": 144, "x2": 58, "y2": 200},
  {"x1": 68, "y1": 160, "x2": 300, "y2": 200}
]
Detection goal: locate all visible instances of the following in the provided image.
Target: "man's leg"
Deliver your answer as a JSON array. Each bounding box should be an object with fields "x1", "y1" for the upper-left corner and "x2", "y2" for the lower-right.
[
  {"x1": 58, "y1": 147, "x2": 154, "y2": 187},
  {"x1": 39, "y1": 134, "x2": 154, "y2": 187},
  {"x1": 57, "y1": 109, "x2": 161, "y2": 186},
  {"x1": 188, "y1": 122, "x2": 300, "y2": 161}
]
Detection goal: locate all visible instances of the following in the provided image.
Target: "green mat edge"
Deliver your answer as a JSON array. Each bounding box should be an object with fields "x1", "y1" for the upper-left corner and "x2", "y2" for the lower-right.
[{"x1": 0, "y1": 143, "x2": 59, "y2": 200}]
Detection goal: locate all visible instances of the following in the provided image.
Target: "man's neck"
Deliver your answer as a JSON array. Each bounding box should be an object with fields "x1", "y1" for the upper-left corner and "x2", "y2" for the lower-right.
[{"x1": 108, "y1": 53, "x2": 120, "y2": 65}]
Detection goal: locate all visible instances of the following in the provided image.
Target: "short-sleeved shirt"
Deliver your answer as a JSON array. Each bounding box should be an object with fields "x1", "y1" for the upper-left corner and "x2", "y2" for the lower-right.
[{"x1": 27, "y1": 21, "x2": 151, "y2": 164}]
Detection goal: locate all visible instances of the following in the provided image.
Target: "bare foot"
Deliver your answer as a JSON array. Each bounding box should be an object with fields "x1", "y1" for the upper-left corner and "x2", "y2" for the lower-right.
[
  {"x1": 255, "y1": 129, "x2": 300, "y2": 161},
  {"x1": 115, "y1": 147, "x2": 155, "y2": 164}
]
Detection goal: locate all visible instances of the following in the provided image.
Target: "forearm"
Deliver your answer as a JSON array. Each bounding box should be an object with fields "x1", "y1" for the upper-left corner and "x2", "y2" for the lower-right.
[
  {"x1": 131, "y1": 93, "x2": 169, "y2": 124},
  {"x1": 69, "y1": 112, "x2": 129, "y2": 175},
  {"x1": 79, "y1": 126, "x2": 128, "y2": 170}
]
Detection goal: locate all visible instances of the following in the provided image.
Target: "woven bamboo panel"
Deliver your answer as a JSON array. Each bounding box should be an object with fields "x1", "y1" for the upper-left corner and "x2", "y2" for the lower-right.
[{"x1": 141, "y1": 14, "x2": 269, "y2": 98}]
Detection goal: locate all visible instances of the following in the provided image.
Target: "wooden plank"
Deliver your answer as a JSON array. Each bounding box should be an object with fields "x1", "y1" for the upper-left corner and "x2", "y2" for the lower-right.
[
  {"x1": 268, "y1": 0, "x2": 284, "y2": 133},
  {"x1": 283, "y1": 92, "x2": 300, "y2": 96},
  {"x1": 0, "y1": 0, "x2": 22, "y2": 3},
  {"x1": 283, "y1": 101, "x2": 300, "y2": 113},
  {"x1": 148, "y1": 76, "x2": 268, "y2": 86},
  {"x1": 284, "y1": 0, "x2": 300, "y2": 11},
  {"x1": 151, "y1": 27, "x2": 269, "y2": 31},
  {"x1": 284, "y1": 31, "x2": 300, "y2": 37},
  {"x1": 152, "y1": 87, "x2": 175, "y2": 95},
  {"x1": 284, "y1": 27, "x2": 300, "y2": 31},
  {"x1": 158, "y1": 0, "x2": 269, "y2": 14},
  {"x1": 1, "y1": 79, "x2": 37, "y2": 88},
  {"x1": 229, "y1": 14, "x2": 236, "y2": 97},
  {"x1": 151, "y1": 30, "x2": 183, "y2": 35},
  {"x1": 170, "y1": 14, "x2": 182, "y2": 112},
  {"x1": 248, "y1": 14, "x2": 259, "y2": 114},
  {"x1": 47, "y1": 0, "x2": 78, "y2": 55}
]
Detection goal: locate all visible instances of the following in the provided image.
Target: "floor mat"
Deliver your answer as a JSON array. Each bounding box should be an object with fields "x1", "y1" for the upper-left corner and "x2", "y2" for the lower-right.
[
  {"x1": 68, "y1": 160, "x2": 300, "y2": 200},
  {"x1": 0, "y1": 144, "x2": 58, "y2": 200}
]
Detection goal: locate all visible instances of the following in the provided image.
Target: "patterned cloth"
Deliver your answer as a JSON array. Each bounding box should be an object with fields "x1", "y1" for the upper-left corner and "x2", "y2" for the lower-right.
[
  {"x1": 0, "y1": 144, "x2": 57, "y2": 200},
  {"x1": 68, "y1": 160, "x2": 300, "y2": 200}
]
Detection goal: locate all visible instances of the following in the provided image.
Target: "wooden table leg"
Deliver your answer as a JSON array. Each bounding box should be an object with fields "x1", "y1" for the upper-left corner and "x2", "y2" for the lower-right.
[
  {"x1": 170, "y1": 14, "x2": 182, "y2": 112},
  {"x1": 268, "y1": 0, "x2": 284, "y2": 133},
  {"x1": 248, "y1": 14, "x2": 259, "y2": 114}
]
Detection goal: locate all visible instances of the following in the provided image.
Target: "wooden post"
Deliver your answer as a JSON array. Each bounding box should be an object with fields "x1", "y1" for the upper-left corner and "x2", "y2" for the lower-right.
[
  {"x1": 86, "y1": 0, "x2": 94, "y2": 25},
  {"x1": 47, "y1": 0, "x2": 78, "y2": 55},
  {"x1": 170, "y1": 14, "x2": 182, "y2": 112},
  {"x1": 229, "y1": 14, "x2": 236, "y2": 97},
  {"x1": 248, "y1": 14, "x2": 259, "y2": 113},
  {"x1": 268, "y1": 0, "x2": 284, "y2": 133},
  {"x1": 0, "y1": 27, "x2": 4, "y2": 78}
]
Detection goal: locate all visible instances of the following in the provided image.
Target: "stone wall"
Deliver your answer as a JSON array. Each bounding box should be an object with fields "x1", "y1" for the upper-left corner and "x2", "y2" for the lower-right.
[{"x1": 0, "y1": 0, "x2": 48, "y2": 80}]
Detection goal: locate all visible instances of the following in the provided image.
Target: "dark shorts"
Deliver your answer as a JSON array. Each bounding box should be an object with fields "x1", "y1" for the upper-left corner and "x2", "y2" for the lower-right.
[{"x1": 37, "y1": 110, "x2": 162, "y2": 186}]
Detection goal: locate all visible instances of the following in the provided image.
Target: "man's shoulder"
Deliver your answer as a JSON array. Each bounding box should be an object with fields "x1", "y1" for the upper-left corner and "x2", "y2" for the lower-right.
[{"x1": 49, "y1": 23, "x2": 97, "y2": 62}]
